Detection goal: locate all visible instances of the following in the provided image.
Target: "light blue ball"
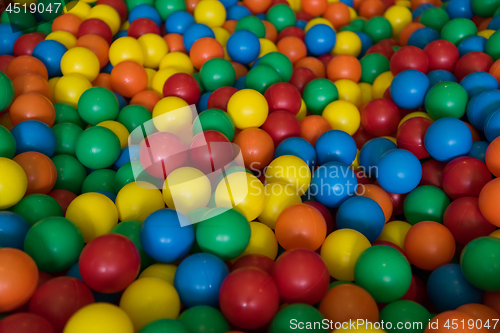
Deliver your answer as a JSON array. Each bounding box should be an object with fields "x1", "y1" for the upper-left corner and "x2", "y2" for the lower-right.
[
  {"x1": 390, "y1": 70, "x2": 430, "y2": 110},
  {"x1": 424, "y1": 117, "x2": 472, "y2": 162},
  {"x1": 275, "y1": 137, "x2": 317, "y2": 169},
  {"x1": 304, "y1": 24, "x2": 336, "y2": 56},
  {"x1": 359, "y1": 138, "x2": 397, "y2": 178},
  {"x1": 376, "y1": 149, "x2": 422, "y2": 194},
  {"x1": 315, "y1": 130, "x2": 357, "y2": 167},
  {"x1": 311, "y1": 162, "x2": 358, "y2": 208},
  {"x1": 336, "y1": 196, "x2": 385, "y2": 242},
  {"x1": 466, "y1": 89, "x2": 500, "y2": 130},
  {"x1": 0, "y1": 212, "x2": 30, "y2": 249},
  {"x1": 227, "y1": 30, "x2": 261, "y2": 65}
]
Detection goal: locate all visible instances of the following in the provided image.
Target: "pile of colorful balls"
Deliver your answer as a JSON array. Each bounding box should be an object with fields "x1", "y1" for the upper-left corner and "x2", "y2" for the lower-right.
[{"x1": 1, "y1": 0, "x2": 500, "y2": 331}]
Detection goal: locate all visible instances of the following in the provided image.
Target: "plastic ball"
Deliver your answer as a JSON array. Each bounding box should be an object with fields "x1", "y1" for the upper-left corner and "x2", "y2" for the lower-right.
[
  {"x1": 0, "y1": 211, "x2": 29, "y2": 250},
  {"x1": 468, "y1": 140, "x2": 489, "y2": 163},
  {"x1": 333, "y1": 31, "x2": 362, "y2": 57},
  {"x1": 0, "y1": 157, "x2": 27, "y2": 210},
  {"x1": 460, "y1": 72, "x2": 499, "y2": 98},
  {"x1": 245, "y1": 64, "x2": 281, "y2": 94},
  {"x1": 361, "y1": 98, "x2": 400, "y2": 137},
  {"x1": 206, "y1": 86, "x2": 237, "y2": 112},
  {"x1": 235, "y1": 221, "x2": 278, "y2": 260},
  {"x1": 358, "y1": 137, "x2": 397, "y2": 177},
  {"x1": 266, "y1": 155, "x2": 311, "y2": 196},
  {"x1": 424, "y1": 117, "x2": 473, "y2": 162},
  {"x1": 403, "y1": 185, "x2": 451, "y2": 225},
  {"x1": 165, "y1": 11, "x2": 195, "y2": 34},
  {"x1": 336, "y1": 196, "x2": 385, "y2": 242},
  {"x1": 379, "y1": 300, "x2": 431, "y2": 333},
  {"x1": 31, "y1": 40, "x2": 67, "y2": 78},
  {"x1": 322, "y1": 100, "x2": 360, "y2": 135},
  {"x1": 390, "y1": 46, "x2": 429, "y2": 76},
  {"x1": 261, "y1": 110, "x2": 301, "y2": 146},
  {"x1": 75, "y1": 126, "x2": 121, "y2": 169},
  {"x1": 178, "y1": 306, "x2": 230, "y2": 333},
  {"x1": 310, "y1": 161, "x2": 357, "y2": 208},
  {"x1": 275, "y1": 137, "x2": 316, "y2": 169},
  {"x1": 183, "y1": 23, "x2": 216, "y2": 52},
  {"x1": 484, "y1": 108, "x2": 500, "y2": 142},
  {"x1": 227, "y1": 88, "x2": 268, "y2": 129},
  {"x1": 441, "y1": 17, "x2": 478, "y2": 46},
  {"x1": 76, "y1": 87, "x2": 119, "y2": 126},
  {"x1": 227, "y1": 30, "x2": 261, "y2": 65},
  {"x1": 454, "y1": 52, "x2": 494, "y2": 82},
  {"x1": 425, "y1": 81, "x2": 468, "y2": 120},
  {"x1": 390, "y1": 70, "x2": 430, "y2": 110},
  {"x1": 376, "y1": 149, "x2": 422, "y2": 195},
  {"x1": 9, "y1": 194, "x2": 62, "y2": 228},
  {"x1": 427, "y1": 69, "x2": 458, "y2": 87},
  {"x1": 460, "y1": 236, "x2": 500, "y2": 291},
  {"x1": 259, "y1": 51, "x2": 293, "y2": 81},
  {"x1": 61, "y1": 47, "x2": 100, "y2": 82},
  {"x1": 189, "y1": 37, "x2": 224, "y2": 71},
  {"x1": 199, "y1": 58, "x2": 235, "y2": 91},
  {"x1": 456, "y1": 304, "x2": 500, "y2": 333},
  {"x1": 63, "y1": 303, "x2": 134, "y2": 333},
  {"x1": 11, "y1": 151, "x2": 55, "y2": 195},
  {"x1": 115, "y1": 182, "x2": 164, "y2": 222},
  {"x1": 264, "y1": 82, "x2": 301, "y2": 115},
  {"x1": 442, "y1": 156, "x2": 491, "y2": 200},
  {"x1": 110, "y1": 60, "x2": 148, "y2": 98},
  {"x1": 304, "y1": 24, "x2": 336, "y2": 56},
  {"x1": 0, "y1": 313, "x2": 55, "y2": 333},
  {"x1": 327, "y1": 55, "x2": 361, "y2": 83},
  {"x1": 162, "y1": 73, "x2": 201, "y2": 105}
]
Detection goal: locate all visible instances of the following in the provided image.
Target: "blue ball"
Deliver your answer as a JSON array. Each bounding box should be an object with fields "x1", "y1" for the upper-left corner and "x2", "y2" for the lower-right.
[
  {"x1": 460, "y1": 72, "x2": 499, "y2": 98},
  {"x1": 427, "y1": 70, "x2": 457, "y2": 87},
  {"x1": 113, "y1": 30, "x2": 128, "y2": 41},
  {"x1": 390, "y1": 70, "x2": 430, "y2": 110},
  {"x1": 129, "y1": 4, "x2": 162, "y2": 26},
  {"x1": 173, "y1": 253, "x2": 229, "y2": 307},
  {"x1": 457, "y1": 36, "x2": 487, "y2": 56},
  {"x1": 340, "y1": 0, "x2": 354, "y2": 7},
  {"x1": 305, "y1": 24, "x2": 336, "y2": 56},
  {"x1": 407, "y1": 27, "x2": 441, "y2": 49},
  {"x1": 197, "y1": 91, "x2": 212, "y2": 112},
  {"x1": 165, "y1": 11, "x2": 195, "y2": 34},
  {"x1": 226, "y1": 4, "x2": 252, "y2": 20},
  {"x1": 355, "y1": 31, "x2": 373, "y2": 58},
  {"x1": 256, "y1": 13, "x2": 267, "y2": 20},
  {"x1": 114, "y1": 145, "x2": 141, "y2": 170},
  {"x1": 376, "y1": 149, "x2": 422, "y2": 194},
  {"x1": 413, "y1": 4, "x2": 436, "y2": 18},
  {"x1": 0, "y1": 212, "x2": 30, "y2": 249},
  {"x1": 113, "y1": 92, "x2": 128, "y2": 110},
  {"x1": 467, "y1": 141, "x2": 489, "y2": 162},
  {"x1": 446, "y1": 0, "x2": 473, "y2": 19},
  {"x1": 11, "y1": 120, "x2": 57, "y2": 157},
  {"x1": 466, "y1": 89, "x2": 500, "y2": 130},
  {"x1": 310, "y1": 162, "x2": 358, "y2": 208},
  {"x1": 488, "y1": 15, "x2": 500, "y2": 30},
  {"x1": 484, "y1": 108, "x2": 500, "y2": 142},
  {"x1": 0, "y1": 24, "x2": 23, "y2": 56},
  {"x1": 183, "y1": 24, "x2": 215, "y2": 52},
  {"x1": 140, "y1": 209, "x2": 195, "y2": 263},
  {"x1": 336, "y1": 196, "x2": 385, "y2": 242},
  {"x1": 315, "y1": 130, "x2": 357, "y2": 167},
  {"x1": 275, "y1": 137, "x2": 317, "y2": 168},
  {"x1": 359, "y1": 138, "x2": 397, "y2": 178},
  {"x1": 227, "y1": 30, "x2": 261, "y2": 65},
  {"x1": 32, "y1": 40, "x2": 67, "y2": 78},
  {"x1": 102, "y1": 62, "x2": 114, "y2": 74},
  {"x1": 234, "y1": 76, "x2": 246, "y2": 90},
  {"x1": 93, "y1": 190, "x2": 117, "y2": 202},
  {"x1": 295, "y1": 20, "x2": 307, "y2": 29},
  {"x1": 424, "y1": 117, "x2": 473, "y2": 162},
  {"x1": 219, "y1": 0, "x2": 237, "y2": 8},
  {"x1": 427, "y1": 264, "x2": 483, "y2": 312}
]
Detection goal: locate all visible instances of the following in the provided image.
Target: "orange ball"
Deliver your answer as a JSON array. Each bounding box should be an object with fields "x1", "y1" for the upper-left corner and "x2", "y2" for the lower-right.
[
  {"x1": 275, "y1": 203, "x2": 327, "y2": 251},
  {"x1": 185, "y1": 0, "x2": 201, "y2": 14},
  {"x1": 327, "y1": 54, "x2": 362, "y2": 82},
  {"x1": 357, "y1": 184, "x2": 393, "y2": 222},
  {"x1": 130, "y1": 90, "x2": 161, "y2": 112},
  {"x1": 319, "y1": 284, "x2": 379, "y2": 327},
  {"x1": 163, "y1": 33, "x2": 186, "y2": 53},
  {"x1": 485, "y1": 137, "x2": 500, "y2": 177},
  {"x1": 222, "y1": 20, "x2": 237, "y2": 34},
  {"x1": 231, "y1": 62, "x2": 248, "y2": 79},
  {"x1": 0, "y1": 248, "x2": 39, "y2": 313},
  {"x1": 6, "y1": 55, "x2": 48, "y2": 80},
  {"x1": 302, "y1": 0, "x2": 328, "y2": 16},
  {"x1": 404, "y1": 221, "x2": 456, "y2": 271},
  {"x1": 465, "y1": 122, "x2": 481, "y2": 142},
  {"x1": 425, "y1": 311, "x2": 487, "y2": 333},
  {"x1": 92, "y1": 73, "x2": 113, "y2": 90},
  {"x1": 76, "y1": 34, "x2": 110, "y2": 69},
  {"x1": 478, "y1": 18, "x2": 493, "y2": 32},
  {"x1": 51, "y1": 13, "x2": 82, "y2": 37},
  {"x1": 483, "y1": 292, "x2": 500, "y2": 318},
  {"x1": 189, "y1": 37, "x2": 224, "y2": 70},
  {"x1": 456, "y1": 304, "x2": 500, "y2": 333},
  {"x1": 9, "y1": 92, "x2": 55, "y2": 127},
  {"x1": 243, "y1": 0, "x2": 272, "y2": 14},
  {"x1": 12, "y1": 73, "x2": 51, "y2": 99},
  {"x1": 478, "y1": 178, "x2": 500, "y2": 227},
  {"x1": 277, "y1": 36, "x2": 307, "y2": 65},
  {"x1": 324, "y1": 2, "x2": 351, "y2": 30},
  {"x1": 295, "y1": 57, "x2": 325, "y2": 78},
  {"x1": 359, "y1": 0, "x2": 386, "y2": 19},
  {"x1": 13, "y1": 152, "x2": 57, "y2": 195},
  {"x1": 110, "y1": 60, "x2": 148, "y2": 98},
  {"x1": 489, "y1": 59, "x2": 500, "y2": 85},
  {"x1": 399, "y1": 23, "x2": 425, "y2": 46},
  {"x1": 233, "y1": 128, "x2": 275, "y2": 170},
  {"x1": 263, "y1": 20, "x2": 278, "y2": 43},
  {"x1": 300, "y1": 115, "x2": 332, "y2": 146}
]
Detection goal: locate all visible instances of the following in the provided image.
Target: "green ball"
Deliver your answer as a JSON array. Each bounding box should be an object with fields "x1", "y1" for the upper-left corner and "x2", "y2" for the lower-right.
[
  {"x1": 339, "y1": 25, "x2": 362, "y2": 33},
  {"x1": 486, "y1": 30, "x2": 500, "y2": 61},
  {"x1": 199, "y1": 58, "x2": 235, "y2": 92},
  {"x1": 114, "y1": 162, "x2": 136, "y2": 194},
  {"x1": 24, "y1": 217, "x2": 84, "y2": 272},
  {"x1": 117, "y1": 105, "x2": 153, "y2": 134},
  {"x1": 177, "y1": 306, "x2": 231, "y2": 333},
  {"x1": 424, "y1": 82, "x2": 468, "y2": 120},
  {"x1": 36, "y1": 21, "x2": 52, "y2": 35},
  {"x1": 7, "y1": 11, "x2": 37, "y2": 32},
  {"x1": 472, "y1": 0, "x2": 500, "y2": 17},
  {"x1": 11, "y1": 194, "x2": 63, "y2": 226},
  {"x1": 77, "y1": 87, "x2": 119, "y2": 126},
  {"x1": 419, "y1": 8, "x2": 450, "y2": 33},
  {"x1": 196, "y1": 208, "x2": 251, "y2": 261},
  {"x1": 245, "y1": 64, "x2": 282, "y2": 94},
  {"x1": 139, "y1": 319, "x2": 190, "y2": 333},
  {"x1": 192, "y1": 72, "x2": 206, "y2": 95},
  {"x1": 195, "y1": 108, "x2": 235, "y2": 141},
  {"x1": 351, "y1": 18, "x2": 367, "y2": 31},
  {"x1": 360, "y1": 53, "x2": 390, "y2": 84},
  {"x1": 303, "y1": 78, "x2": 339, "y2": 115},
  {"x1": 380, "y1": 300, "x2": 432, "y2": 333},
  {"x1": 494, "y1": 5, "x2": 500, "y2": 16},
  {"x1": 52, "y1": 123, "x2": 84, "y2": 156},
  {"x1": 75, "y1": 126, "x2": 121, "y2": 169},
  {"x1": 126, "y1": 0, "x2": 154, "y2": 11},
  {"x1": 267, "y1": 4, "x2": 296, "y2": 32},
  {"x1": 37, "y1": 0, "x2": 65, "y2": 21},
  {"x1": 236, "y1": 16, "x2": 266, "y2": 38},
  {"x1": 51, "y1": 154, "x2": 87, "y2": 194},
  {"x1": 354, "y1": 245, "x2": 412, "y2": 303},
  {"x1": 270, "y1": 304, "x2": 328, "y2": 333},
  {"x1": 363, "y1": 16, "x2": 393, "y2": 44},
  {"x1": 259, "y1": 52, "x2": 293, "y2": 82},
  {"x1": 82, "y1": 169, "x2": 116, "y2": 194},
  {"x1": 441, "y1": 18, "x2": 478, "y2": 45},
  {"x1": 54, "y1": 103, "x2": 86, "y2": 128},
  {"x1": 111, "y1": 220, "x2": 155, "y2": 271},
  {"x1": 155, "y1": 0, "x2": 186, "y2": 21},
  {"x1": 0, "y1": 125, "x2": 16, "y2": 158},
  {"x1": 404, "y1": 185, "x2": 451, "y2": 225},
  {"x1": 460, "y1": 236, "x2": 500, "y2": 291},
  {"x1": 0, "y1": 72, "x2": 14, "y2": 112}
]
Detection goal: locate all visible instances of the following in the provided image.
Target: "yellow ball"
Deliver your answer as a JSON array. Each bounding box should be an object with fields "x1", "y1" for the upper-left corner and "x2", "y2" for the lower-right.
[
  {"x1": 151, "y1": 67, "x2": 180, "y2": 94},
  {"x1": 333, "y1": 31, "x2": 361, "y2": 57},
  {"x1": 359, "y1": 82, "x2": 373, "y2": 104},
  {"x1": 232, "y1": 221, "x2": 279, "y2": 262},
  {"x1": 163, "y1": 167, "x2": 212, "y2": 215},
  {"x1": 215, "y1": 172, "x2": 265, "y2": 221},
  {"x1": 145, "y1": 68, "x2": 157, "y2": 90},
  {"x1": 398, "y1": 111, "x2": 433, "y2": 127},
  {"x1": 88, "y1": 4, "x2": 121, "y2": 35},
  {"x1": 288, "y1": 0, "x2": 301, "y2": 11},
  {"x1": 65, "y1": 192, "x2": 118, "y2": 243},
  {"x1": 119, "y1": 277, "x2": 181, "y2": 331},
  {"x1": 384, "y1": 5, "x2": 412, "y2": 37},
  {"x1": 159, "y1": 52, "x2": 194, "y2": 74},
  {"x1": 45, "y1": 31, "x2": 77, "y2": 49},
  {"x1": 115, "y1": 181, "x2": 165, "y2": 221},
  {"x1": 320, "y1": 229, "x2": 371, "y2": 281},
  {"x1": 382, "y1": 136, "x2": 397, "y2": 145},
  {"x1": 377, "y1": 220, "x2": 412, "y2": 250},
  {"x1": 61, "y1": 47, "x2": 100, "y2": 82},
  {"x1": 265, "y1": 156, "x2": 311, "y2": 196},
  {"x1": 139, "y1": 263, "x2": 177, "y2": 284},
  {"x1": 258, "y1": 182, "x2": 302, "y2": 230},
  {"x1": 138, "y1": 34, "x2": 169, "y2": 69},
  {"x1": 109, "y1": 37, "x2": 144, "y2": 66},
  {"x1": 395, "y1": 0, "x2": 411, "y2": 7},
  {"x1": 305, "y1": 18, "x2": 334, "y2": 32},
  {"x1": 54, "y1": 74, "x2": 92, "y2": 108},
  {"x1": 296, "y1": 99, "x2": 307, "y2": 121},
  {"x1": 351, "y1": 148, "x2": 360, "y2": 169},
  {"x1": 258, "y1": 38, "x2": 278, "y2": 58},
  {"x1": 152, "y1": 96, "x2": 192, "y2": 133},
  {"x1": 63, "y1": 1, "x2": 91, "y2": 20},
  {"x1": 48, "y1": 77, "x2": 60, "y2": 103},
  {"x1": 334, "y1": 326, "x2": 387, "y2": 333},
  {"x1": 227, "y1": 89, "x2": 269, "y2": 129},
  {"x1": 194, "y1": 0, "x2": 226, "y2": 27},
  {"x1": 348, "y1": 6, "x2": 357, "y2": 20},
  {"x1": 120, "y1": 21, "x2": 130, "y2": 31},
  {"x1": 213, "y1": 27, "x2": 230, "y2": 46},
  {"x1": 224, "y1": 47, "x2": 231, "y2": 61},
  {"x1": 322, "y1": 100, "x2": 361, "y2": 135},
  {"x1": 335, "y1": 79, "x2": 362, "y2": 107},
  {"x1": 97, "y1": 121, "x2": 130, "y2": 149},
  {"x1": 0, "y1": 158, "x2": 27, "y2": 210},
  {"x1": 372, "y1": 71, "x2": 394, "y2": 99},
  {"x1": 63, "y1": 303, "x2": 134, "y2": 333},
  {"x1": 490, "y1": 229, "x2": 500, "y2": 239},
  {"x1": 479, "y1": 29, "x2": 495, "y2": 39}
]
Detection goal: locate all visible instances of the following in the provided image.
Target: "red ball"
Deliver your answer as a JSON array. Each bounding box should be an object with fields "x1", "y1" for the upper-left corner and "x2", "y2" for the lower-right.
[
  {"x1": 127, "y1": 18, "x2": 161, "y2": 38},
  {"x1": 352, "y1": 124, "x2": 375, "y2": 149},
  {"x1": 79, "y1": 234, "x2": 141, "y2": 294},
  {"x1": 441, "y1": 156, "x2": 492, "y2": 200},
  {"x1": 318, "y1": 54, "x2": 333, "y2": 67},
  {"x1": 140, "y1": 132, "x2": 188, "y2": 179},
  {"x1": 388, "y1": 191, "x2": 406, "y2": 216},
  {"x1": 396, "y1": 117, "x2": 432, "y2": 159},
  {"x1": 271, "y1": 249, "x2": 329, "y2": 305},
  {"x1": 29, "y1": 277, "x2": 94, "y2": 333},
  {"x1": 277, "y1": 26, "x2": 305, "y2": 41},
  {"x1": 365, "y1": 43, "x2": 395, "y2": 60},
  {"x1": 0, "y1": 313, "x2": 55, "y2": 333},
  {"x1": 400, "y1": 274, "x2": 429, "y2": 307},
  {"x1": 13, "y1": 33, "x2": 46, "y2": 57},
  {"x1": 420, "y1": 160, "x2": 446, "y2": 188},
  {"x1": 162, "y1": 73, "x2": 201, "y2": 105},
  {"x1": 443, "y1": 197, "x2": 496, "y2": 246},
  {"x1": 296, "y1": 11, "x2": 313, "y2": 21},
  {"x1": 361, "y1": 98, "x2": 401, "y2": 137},
  {"x1": 355, "y1": 169, "x2": 373, "y2": 185},
  {"x1": 261, "y1": 110, "x2": 301, "y2": 146},
  {"x1": 97, "y1": 0, "x2": 128, "y2": 23},
  {"x1": 303, "y1": 200, "x2": 334, "y2": 234},
  {"x1": 390, "y1": 46, "x2": 429, "y2": 75},
  {"x1": 231, "y1": 254, "x2": 275, "y2": 275},
  {"x1": 0, "y1": 55, "x2": 15, "y2": 74},
  {"x1": 77, "y1": 19, "x2": 113, "y2": 45},
  {"x1": 207, "y1": 86, "x2": 238, "y2": 111},
  {"x1": 219, "y1": 267, "x2": 280, "y2": 330},
  {"x1": 189, "y1": 130, "x2": 234, "y2": 174},
  {"x1": 378, "y1": 39, "x2": 398, "y2": 48},
  {"x1": 423, "y1": 40, "x2": 460, "y2": 73},
  {"x1": 289, "y1": 67, "x2": 316, "y2": 95},
  {"x1": 264, "y1": 82, "x2": 302, "y2": 115},
  {"x1": 454, "y1": 51, "x2": 494, "y2": 81},
  {"x1": 47, "y1": 189, "x2": 78, "y2": 215}
]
